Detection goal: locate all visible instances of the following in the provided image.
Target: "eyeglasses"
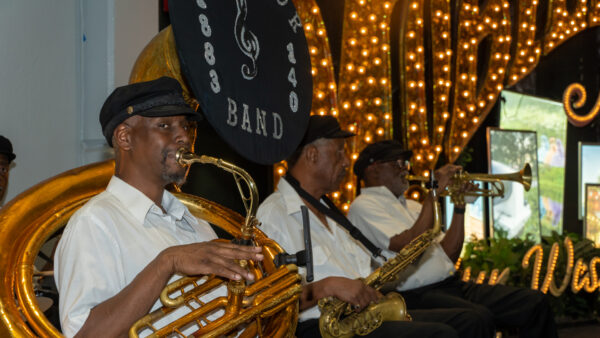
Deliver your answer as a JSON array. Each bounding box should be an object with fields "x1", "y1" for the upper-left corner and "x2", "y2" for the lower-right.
[
  {"x1": 398, "y1": 159, "x2": 411, "y2": 171},
  {"x1": 378, "y1": 159, "x2": 411, "y2": 171}
]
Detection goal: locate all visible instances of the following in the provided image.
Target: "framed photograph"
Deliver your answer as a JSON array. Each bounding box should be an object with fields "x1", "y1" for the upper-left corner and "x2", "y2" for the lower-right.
[
  {"x1": 500, "y1": 91, "x2": 567, "y2": 235},
  {"x1": 487, "y1": 128, "x2": 541, "y2": 242},
  {"x1": 584, "y1": 184, "x2": 600, "y2": 247},
  {"x1": 578, "y1": 142, "x2": 600, "y2": 220}
]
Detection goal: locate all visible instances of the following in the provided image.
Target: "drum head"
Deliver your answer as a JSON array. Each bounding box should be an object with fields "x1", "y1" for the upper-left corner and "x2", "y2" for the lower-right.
[{"x1": 169, "y1": 0, "x2": 313, "y2": 165}]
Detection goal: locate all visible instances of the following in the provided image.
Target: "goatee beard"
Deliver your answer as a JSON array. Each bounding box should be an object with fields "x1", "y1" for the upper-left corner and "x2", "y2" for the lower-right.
[{"x1": 161, "y1": 149, "x2": 187, "y2": 186}]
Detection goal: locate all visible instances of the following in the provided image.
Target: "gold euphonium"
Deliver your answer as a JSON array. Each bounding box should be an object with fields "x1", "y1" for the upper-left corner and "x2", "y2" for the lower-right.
[
  {"x1": 406, "y1": 163, "x2": 532, "y2": 205},
  {"x1": 129, "y1": 149, "x2": 302, "y2": 337},
  {"x1": 318, "y1": 177, "x2": 444, "y2": 338}
]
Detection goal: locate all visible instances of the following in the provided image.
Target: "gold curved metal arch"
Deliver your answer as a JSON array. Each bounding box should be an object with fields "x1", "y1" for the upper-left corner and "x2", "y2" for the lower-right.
[
  {"x1": 562, "y1": 83, "x2": 600, "y2": 127},
  {"x1": 0, "y1": 160, "x2": 298, "y2": 337},
  {"x1": 129, "y1": 26, "x2": 199, "y2": 111}
]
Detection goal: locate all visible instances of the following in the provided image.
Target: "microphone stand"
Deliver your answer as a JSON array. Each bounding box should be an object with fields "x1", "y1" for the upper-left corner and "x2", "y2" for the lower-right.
[{"x1": 274, "y1": 206, "x2": 314, "y2": 282}]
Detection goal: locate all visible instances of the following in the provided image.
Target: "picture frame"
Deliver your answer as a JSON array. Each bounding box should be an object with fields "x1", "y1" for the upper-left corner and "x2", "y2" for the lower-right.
[
  {"x1": 500, "y1": 91, "x2": 567, "y2": 235},
  {"x1": 584, "y1": 183, "x2": 600, "y2": 247},
  {"x1": 487, "y1": 128, "x2": 541, "y2": 242},
  {"x1": 578, "y1": 142, "x2": 600, "y2": 220}
]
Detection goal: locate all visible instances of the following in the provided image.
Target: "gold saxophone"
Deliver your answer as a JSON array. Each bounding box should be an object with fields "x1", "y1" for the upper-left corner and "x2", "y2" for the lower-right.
[
  {"x1": 129, "y1": 149, "x2": 302, "y2": 337},
  {"x1": 318, "y1": 184, "x2": 443, "y2": 338}
]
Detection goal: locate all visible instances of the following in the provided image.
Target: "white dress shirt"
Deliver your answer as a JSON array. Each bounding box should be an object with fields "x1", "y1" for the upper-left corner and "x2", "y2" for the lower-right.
[
  {"x1": 348, "y1": 186, "x2": 455, "y2": 291},
  {"x1": 257, "y1": 178, "x2": 374, "y2": 322},
  {"x1": 54, "y1": 176, "x2": 222, "y2": 337}
]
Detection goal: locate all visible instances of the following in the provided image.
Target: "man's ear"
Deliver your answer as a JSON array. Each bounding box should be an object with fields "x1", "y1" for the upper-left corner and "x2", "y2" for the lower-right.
[
  {"x1": 304, "y1": 144, "x2": 319, "y2": 164},
  {"x1": 113, "y1": 123, "x2": 132, "y2": 151},
  {"x1": 363, "y1": 164, "x2": 378, "y2": 184}
]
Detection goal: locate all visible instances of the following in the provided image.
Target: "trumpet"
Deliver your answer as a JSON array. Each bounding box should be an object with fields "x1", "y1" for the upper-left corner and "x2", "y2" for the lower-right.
[{"x1": 405, "y1": 163, "x2": 532, "y2": 205}]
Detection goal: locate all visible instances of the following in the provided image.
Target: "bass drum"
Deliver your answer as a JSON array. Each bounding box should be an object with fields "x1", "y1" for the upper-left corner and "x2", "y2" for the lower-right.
[{"x1": 0, "y1": 160, "x2": 300, "y2": 337}]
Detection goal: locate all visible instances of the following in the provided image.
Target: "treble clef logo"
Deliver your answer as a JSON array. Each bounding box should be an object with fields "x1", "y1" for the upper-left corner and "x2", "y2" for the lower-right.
[{"x1": 234, "y1": 0, "x2": 260, "y2": 80}]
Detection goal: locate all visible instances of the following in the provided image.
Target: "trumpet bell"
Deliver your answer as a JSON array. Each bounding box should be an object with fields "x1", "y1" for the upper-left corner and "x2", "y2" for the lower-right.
[{"x1": 520, "y1": 163, "x2": 532, "y2": 192}]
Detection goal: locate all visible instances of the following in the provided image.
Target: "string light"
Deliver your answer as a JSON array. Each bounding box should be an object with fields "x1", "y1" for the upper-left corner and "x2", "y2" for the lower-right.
[
  {"x1": 292, "y1": 0, "x2": 600, "y2": 209},
  {"x1": 522, "y1": 245, "x2": 544, "y2": 290}
]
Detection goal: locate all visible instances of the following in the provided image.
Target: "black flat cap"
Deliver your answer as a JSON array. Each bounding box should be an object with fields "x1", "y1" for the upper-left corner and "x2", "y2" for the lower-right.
[
  {"x1": 100, "y1": 77, "x2": 203, "y2": 147},
  {"x1": 300, "y1": 115, "x2": 355, "y2": 147},
  {"x1": 0, "y1": 135, "x2": 16, "y2": 162},
  {"x1": 354, "y1": 140, "x2": 412, "y2": 179}
]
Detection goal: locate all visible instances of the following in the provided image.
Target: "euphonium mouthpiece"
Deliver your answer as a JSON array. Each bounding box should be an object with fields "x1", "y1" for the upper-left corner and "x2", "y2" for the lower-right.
[{"x1": 175, "y1": 148, "x2": 194, "y2": 166}]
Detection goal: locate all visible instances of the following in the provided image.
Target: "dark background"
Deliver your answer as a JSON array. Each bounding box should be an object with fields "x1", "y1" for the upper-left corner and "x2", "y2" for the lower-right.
[{"x1": 160, "y1": 0, "x2": 600, "y2": 236}]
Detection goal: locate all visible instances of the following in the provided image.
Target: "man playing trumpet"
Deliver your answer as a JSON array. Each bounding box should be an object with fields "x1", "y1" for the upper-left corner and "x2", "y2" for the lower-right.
[
  {"x1": 257, "y1": 115, "x2": 493, "y2": 337},
  {"x1": 54, "y1": 77, "x2": 264, "y2": 337},
  {"x1": 348, "y1": 140, "x2": 557, "y2": 338}
]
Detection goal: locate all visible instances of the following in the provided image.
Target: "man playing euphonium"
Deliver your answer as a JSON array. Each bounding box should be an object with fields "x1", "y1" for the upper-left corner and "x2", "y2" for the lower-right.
[{"x1": 55, "y1": 77, "x2": 263, "y2": 337}]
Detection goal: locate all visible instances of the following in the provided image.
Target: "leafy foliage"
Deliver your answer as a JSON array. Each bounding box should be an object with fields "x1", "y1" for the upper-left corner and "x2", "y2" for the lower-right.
[{"x1": 460, "y1": 231, "x2": 600, "y2": 320}]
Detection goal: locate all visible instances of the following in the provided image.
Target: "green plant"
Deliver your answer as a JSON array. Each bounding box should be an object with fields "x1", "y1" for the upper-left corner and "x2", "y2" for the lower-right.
[{"x1": 460, "y1": 231, "x2": 600, "y2": 320}]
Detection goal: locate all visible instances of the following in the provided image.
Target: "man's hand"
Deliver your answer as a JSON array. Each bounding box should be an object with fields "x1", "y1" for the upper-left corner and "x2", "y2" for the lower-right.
[
  {"x1": 161, "y1": 241, "x2": 264, "y2": 281},
  {"x1": 322, "y1": 277, "x2": 382, "y2": 311},
  {"x1": 455, "y1": 181, "x2": 479, "y2": 207},
  {"x1": 434, "y1": 164, "x2": 462, "y2": 194}
]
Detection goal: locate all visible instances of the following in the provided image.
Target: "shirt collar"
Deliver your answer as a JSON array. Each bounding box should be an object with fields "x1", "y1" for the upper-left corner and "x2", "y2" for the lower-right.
[
  {"x1": 159, "y1": 190, "x2": 187, "y2": 221},
  {"x1": 106, "y1": 176, "x2": 188, "y2": 224},
  {"x1": 278, "y1": 178, "x2": 308, "y2": 216}
]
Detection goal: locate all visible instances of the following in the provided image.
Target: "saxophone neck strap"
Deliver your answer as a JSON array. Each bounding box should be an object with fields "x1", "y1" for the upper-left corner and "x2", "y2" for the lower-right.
[{"x1": 283, "y1": 174, "x2": 384, "y2": 259}]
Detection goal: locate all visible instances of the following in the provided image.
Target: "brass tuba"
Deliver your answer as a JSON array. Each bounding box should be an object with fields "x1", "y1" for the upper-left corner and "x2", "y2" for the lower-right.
[{"x1": 0, "y1": 156, "x2": 301, "y2": 337}]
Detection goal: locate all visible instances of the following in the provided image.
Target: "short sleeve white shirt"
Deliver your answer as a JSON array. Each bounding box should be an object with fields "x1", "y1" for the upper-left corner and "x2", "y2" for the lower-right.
[
  {"x1": 348, "y1": 186, "x2": 455, "y2": 291},
  {"x1": 54, "y1": 176, "x2": 219, "y2": 337},
  {"x1": 257, "y1": 178, "x2": 373, "y2": 322}
]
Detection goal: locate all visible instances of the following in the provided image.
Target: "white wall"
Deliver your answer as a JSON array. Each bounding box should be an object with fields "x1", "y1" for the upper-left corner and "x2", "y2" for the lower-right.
[{"x1": 0, "y1": 0, "x2": 157, "y2": 204}]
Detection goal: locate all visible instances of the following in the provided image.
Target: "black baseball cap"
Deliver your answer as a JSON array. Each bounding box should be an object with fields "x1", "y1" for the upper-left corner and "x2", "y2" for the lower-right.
[
  {"x1": 100, "y1": 77, "x2": 203, "y2": 147},
  {"x1": 300, "y1": 115, "x2": 355, "y2": 147},
  {"x1": 0, "y1": 135, "x2": 16, "y2": 162},
  {"x1": 354, "y1": 140, "x2": 412, "y2": 179}
]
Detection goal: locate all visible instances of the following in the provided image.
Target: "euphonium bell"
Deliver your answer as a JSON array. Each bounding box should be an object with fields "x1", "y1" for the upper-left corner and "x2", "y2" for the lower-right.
[{"x1": 405, "y1": 163, "x2": 532, "y2": 205}]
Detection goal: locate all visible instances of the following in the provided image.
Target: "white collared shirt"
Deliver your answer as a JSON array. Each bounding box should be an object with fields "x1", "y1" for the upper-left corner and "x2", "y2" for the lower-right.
[
  {"x1": 348, "y1": 186, "x2": 455, "y2": 291},
  {"x1": 257, "y1": 178, "x2": 373, "y2": 322},
  {"x1": 54, "y1": 176, "x2": 219, "y2": 337}
]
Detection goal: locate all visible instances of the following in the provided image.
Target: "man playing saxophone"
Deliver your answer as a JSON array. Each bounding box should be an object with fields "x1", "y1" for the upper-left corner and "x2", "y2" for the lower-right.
[
  {"x1": 348, "y1": 140, "x2": 557, "y2": 338},
  {"x1": 54, "y1": 77, "x2": 264, "y2": 337},
  {"x1": 257, "y1": 115, "x2": 492, "y2": 337}
]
